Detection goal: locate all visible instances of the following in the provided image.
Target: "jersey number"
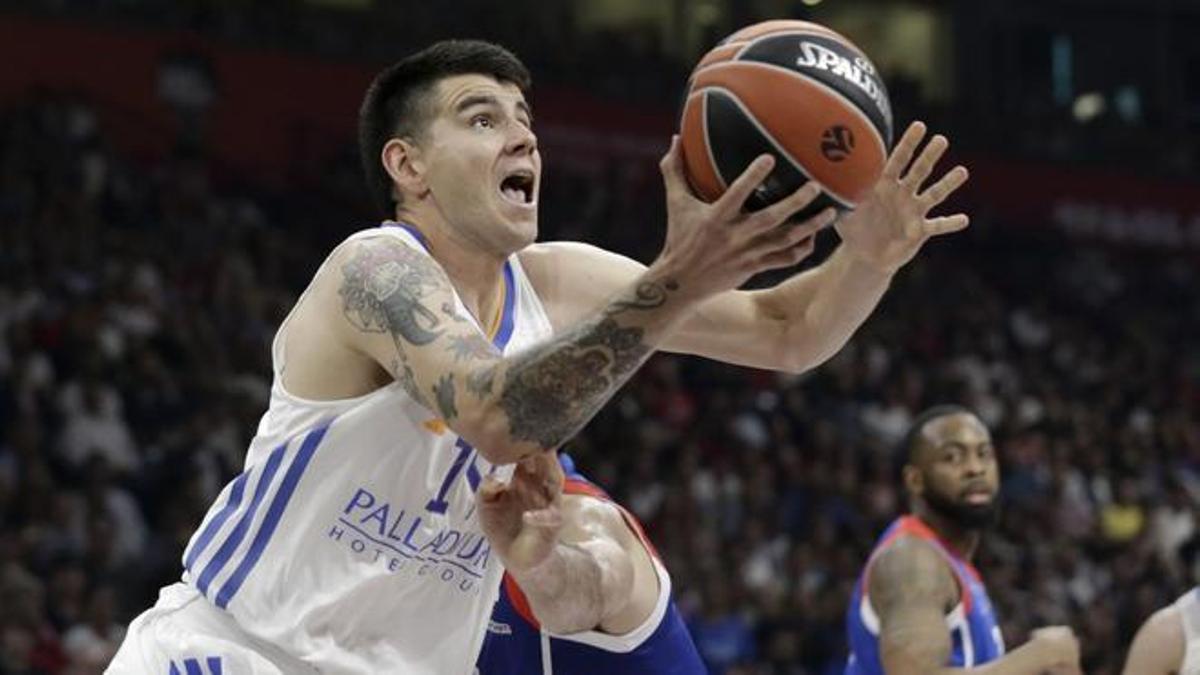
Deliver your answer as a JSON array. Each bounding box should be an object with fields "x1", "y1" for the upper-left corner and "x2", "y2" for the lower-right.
[{"x1": 425, "y1": 437, "x2": 484, "y2": 515}]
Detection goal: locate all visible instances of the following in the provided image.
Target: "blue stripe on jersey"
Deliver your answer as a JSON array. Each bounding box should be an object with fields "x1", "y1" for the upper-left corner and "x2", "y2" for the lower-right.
[
  {"x1": 206, "y1": 657, "x2": 223, "y2": 675},
  {"x1": 194, "y1": 439, "x2": 289, "y2": 598},
  {"x1": 169, "y1": 661, "x2": 181, "y2": 675},
  {"x1": 184, "y1": 471, "x2": 250, "y2": 572},
  {"x1": 387, "y1": 221, "x2": 429, "y2": 250},
  {"x1": 215, "y1": 421, "x2": 331, "y2": 608},
  {"x1": 184, "y1": 658, "x2": 203, "y2": 675},
  {"x1": 492, "y1": 261, "x2": 517, "y2": 350},
  {"x1": 844, "y1": 517, "x2": 1004, "y2": 675}
]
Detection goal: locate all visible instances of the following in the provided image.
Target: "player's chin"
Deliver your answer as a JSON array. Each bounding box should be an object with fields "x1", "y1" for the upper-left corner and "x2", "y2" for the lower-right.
[{"x1": 496, "y1": 207, "x2": 538, "y2": 247}]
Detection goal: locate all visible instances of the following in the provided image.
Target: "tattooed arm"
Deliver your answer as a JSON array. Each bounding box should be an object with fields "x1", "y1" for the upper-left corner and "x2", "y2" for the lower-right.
[
  {"x1": 331, "y1": 139, "x2": 837, "y2": 464},
  {"x1": 333, "y1": 233, "x2": 693, "y2": 464},
  {"x1": 870, "y1": 537, "x2": 1081, "y2": 675}
]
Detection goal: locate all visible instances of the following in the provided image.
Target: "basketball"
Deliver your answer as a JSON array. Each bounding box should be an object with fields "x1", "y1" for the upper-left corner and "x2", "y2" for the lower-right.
[{"x1": 679, "y1": 20, "x2": 895, "y2": 219}]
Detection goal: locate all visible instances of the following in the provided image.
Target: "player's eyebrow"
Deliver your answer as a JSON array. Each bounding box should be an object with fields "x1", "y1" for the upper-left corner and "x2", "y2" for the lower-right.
[
  {"x1": 453, "y1": 93, "x2": 533, "y2": 124},
  {"x1": 454, "y1": 93, "x2": 500, "y2": 114}
]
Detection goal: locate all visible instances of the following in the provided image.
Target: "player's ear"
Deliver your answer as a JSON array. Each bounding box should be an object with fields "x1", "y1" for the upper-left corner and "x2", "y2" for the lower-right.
[
  {"x1": 902, "y1": 464, "x2": 923, "y2": 496},
  {"x1": 382, "y1": 137, "x2": 430, "y2": 201}
]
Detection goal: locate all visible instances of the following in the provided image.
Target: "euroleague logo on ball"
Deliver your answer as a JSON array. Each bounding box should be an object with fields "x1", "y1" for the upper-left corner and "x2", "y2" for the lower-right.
[{"x1": 821, "y1": 125, "x2": 855, "y2": 162}]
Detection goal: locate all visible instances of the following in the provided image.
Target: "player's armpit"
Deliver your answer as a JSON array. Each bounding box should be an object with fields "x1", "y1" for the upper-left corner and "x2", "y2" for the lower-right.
[
  {"x1": 1122, "y1": 606, "x2": 1184, "y2": 675},
  {"x1": 868, "y1": 537, "x2": 960, "y2": 675}
]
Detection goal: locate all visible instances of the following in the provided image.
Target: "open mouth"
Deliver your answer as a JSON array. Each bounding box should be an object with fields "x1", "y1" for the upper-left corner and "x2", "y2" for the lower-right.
[
  {"x1": 962, "y1": 488, "x2": 994, "y2": 505},
  {"x1": 499, "y1": 169, "x2": 535, "y2": 205}
]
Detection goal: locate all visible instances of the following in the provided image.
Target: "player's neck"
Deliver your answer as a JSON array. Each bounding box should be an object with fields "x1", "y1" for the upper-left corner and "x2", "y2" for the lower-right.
[
  {"x1": 912, "y1": 509, "x2": 981, "y2": 560},
  {"x1": 398, "y1": 214, "x2": 508, "y2": 330}
]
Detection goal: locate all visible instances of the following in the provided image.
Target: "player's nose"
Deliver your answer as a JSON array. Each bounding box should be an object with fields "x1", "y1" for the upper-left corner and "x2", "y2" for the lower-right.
[{"x1": 505, "y1": 121, "x2": 537, "y2": 156}]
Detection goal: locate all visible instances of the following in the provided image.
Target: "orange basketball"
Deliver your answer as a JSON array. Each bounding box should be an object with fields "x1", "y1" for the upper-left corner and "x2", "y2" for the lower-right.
[{"x1": 679, "y1": 20, "x2": 894, "y2": 219}]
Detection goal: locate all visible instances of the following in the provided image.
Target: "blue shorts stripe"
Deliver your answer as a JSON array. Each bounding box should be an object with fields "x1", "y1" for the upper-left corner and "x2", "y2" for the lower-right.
[
  {"x1": 195, "y1": 440, "x2": 289, "y2": 598},
  {"x1": 206, "y1": 657, "x2": 223, "y2": 675},
  {"x1": 183, "y1": 658, "x2": 203, "y2": 675},
  {"x1": 215, "y1": 420, "x2": 332, "y2": 609},
  {"x1": 169, "y1": 661, "x2": 182, "y2": 675},
  {"x1": 184, "y1": 471, "x2": 250, "y2": 572}
]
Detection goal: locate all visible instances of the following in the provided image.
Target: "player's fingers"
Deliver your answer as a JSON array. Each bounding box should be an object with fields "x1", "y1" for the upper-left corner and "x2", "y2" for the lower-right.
[
  {"x1": 902, "y1": 134, "x2": 949, "y2": 190},
  {"x1": 924, "y1": 214, "x2": 970, "y2": 237},
  {"x1": 713, "y1": 154, "x2": 775, "y2": 219},
  {"x1": 522, "y1": 506, "x2": 563, "y2": 531},
  {"x1": 746, "y1": 182, "x2": 823, "y2": 232},
  {"x1": 747, "y1": 206, "x2": 835, "y2": 252},
  {"x1": 918, "y1": 166, "x2": 969, "y2": 211},
  {"x1": 882, "y1": 121, "x2": 925, "y2": 181},
  {"x1": 757, "y1": 234, "x2": 818, "y2": 271},
  {"x1": 478, "y1": 476, "x2": 507, "y2": 502},
  {"x1": 658, "y1": 135, "x2": 689, "y2": 201}
]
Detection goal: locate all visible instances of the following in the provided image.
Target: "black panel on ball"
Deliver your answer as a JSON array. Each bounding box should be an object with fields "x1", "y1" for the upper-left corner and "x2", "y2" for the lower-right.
[
  {"x1": 704, "y1": 88, "x2": 842, "y2": 222},
  {"x1": 737, "y1": 33, "x2": 893, "y2": 148}
]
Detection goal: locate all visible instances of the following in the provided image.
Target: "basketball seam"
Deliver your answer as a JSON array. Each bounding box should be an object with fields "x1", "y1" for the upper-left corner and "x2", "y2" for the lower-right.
[
  {"x1": 699, "y1": 84, "x2": 853, "y2": 207},
  {"x1": 697, "y1": 90, "x2": 728, "y2": 193},
  {"x1": 702, "y1": 59, "x2": 889, "y2": 166},
  {"x1": 730, "y1": 29, "x2": 870, "y2": 65}
]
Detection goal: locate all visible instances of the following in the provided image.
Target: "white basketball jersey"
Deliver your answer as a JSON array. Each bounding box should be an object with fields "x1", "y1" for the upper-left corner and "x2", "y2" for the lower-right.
[
  {"x1": 179, "y1": 223, "x2": 553, "y2": 674},
  {"x1": 1178, "y1": 587, "x2": 1200, "y2": 675}
]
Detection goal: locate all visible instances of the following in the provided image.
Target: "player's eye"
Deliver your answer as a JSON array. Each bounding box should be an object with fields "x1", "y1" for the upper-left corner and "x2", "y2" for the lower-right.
[{"x1": 471, "y1": 115, "x2": 494, "y2": 129}]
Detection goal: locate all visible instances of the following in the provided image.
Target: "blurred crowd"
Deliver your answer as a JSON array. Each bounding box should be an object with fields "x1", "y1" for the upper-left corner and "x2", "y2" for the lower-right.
[{"x1": 2, "y1": 88, "x2": 1199, "y2": 675}]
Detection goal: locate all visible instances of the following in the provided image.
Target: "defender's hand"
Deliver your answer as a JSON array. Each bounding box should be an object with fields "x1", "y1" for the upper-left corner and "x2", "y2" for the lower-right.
[
  {"x1": 654, "y1": 136, "x2": 836, "y2": 301},
  {"x1": 477, "y1": 452, "x2": 565, "y2": 573},
  {"x1": 835, "y1": 121, "x2": 970, "y2": 274}
]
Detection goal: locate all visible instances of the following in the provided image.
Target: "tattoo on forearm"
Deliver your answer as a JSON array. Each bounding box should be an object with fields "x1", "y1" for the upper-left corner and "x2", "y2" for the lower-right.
[
  {"x1": 609, "y1": 281, "x2": 674, "y2": 312},
  {"x1": 497, "y1": 279, "x2": 673, "y2": 448},
  {"x1": 340, "y1": 242, "x2": 445, "y2": 346},
  {"x1": 433, "y1": 374, "x2": 458, "y2": 420},
  {"x1": 467, "y1": 365, "x2": 498, "y2": 398}
]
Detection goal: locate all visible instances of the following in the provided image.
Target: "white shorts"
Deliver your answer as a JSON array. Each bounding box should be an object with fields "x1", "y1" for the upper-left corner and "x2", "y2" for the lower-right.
[{"x1": 106, "y1": 583, "x2": 318, "y2": 675}]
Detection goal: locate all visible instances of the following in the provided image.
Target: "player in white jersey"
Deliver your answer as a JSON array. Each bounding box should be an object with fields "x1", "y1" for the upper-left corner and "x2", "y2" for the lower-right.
[
  {"x1": 108, "y1": 39, "x2": 971, "y2": 674},
  {"x1": 1124, "y1": 587, "x2": 1200, "y2": 675}
]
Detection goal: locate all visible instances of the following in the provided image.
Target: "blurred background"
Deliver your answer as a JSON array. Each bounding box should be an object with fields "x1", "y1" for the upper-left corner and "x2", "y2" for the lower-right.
[{"x1": 1, "y1": 0, "x2": 1198, "y2": 673}]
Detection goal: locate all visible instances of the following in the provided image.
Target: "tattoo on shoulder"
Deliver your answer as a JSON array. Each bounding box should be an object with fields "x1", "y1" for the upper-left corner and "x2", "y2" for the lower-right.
[
  {"x1": 390, "y1": 357, "x2": 431, "y2": 409},
  {"x1": 447, "y1": 334, "x2": 498, "y2": 362},
  {"x1": 339, "y1": 241, "x2": 446, "y2": 346},
  {"x1": 441, "y1": 302, "x2": 469, "y2": 323},
  {"x1": 433, "y1": 373, "x2": 458, "y2": 420}
]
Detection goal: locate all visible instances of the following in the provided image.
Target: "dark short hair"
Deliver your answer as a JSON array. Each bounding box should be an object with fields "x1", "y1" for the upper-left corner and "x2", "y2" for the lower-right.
[
  {"x1": 898, "y1": 404, "x2": 977, "y2": 467},
  {"x1": 357, "y1": 40, "x2": 532, "y2": 218}
]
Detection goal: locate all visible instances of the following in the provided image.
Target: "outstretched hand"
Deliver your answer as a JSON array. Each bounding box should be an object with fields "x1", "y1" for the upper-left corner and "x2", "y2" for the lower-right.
[
  {"x1": 477, "y1": 452, "x2": 565, "y2": 573},
  {"x1": 835, "y1": 121, "x2": 971, "y2": 274}
]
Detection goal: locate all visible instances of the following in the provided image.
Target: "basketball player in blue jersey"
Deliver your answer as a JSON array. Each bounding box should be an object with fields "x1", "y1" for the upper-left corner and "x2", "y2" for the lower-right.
[
  {"x1": 1123, "y1": 587, "x2": 1200, "y2": 674},
  {"x1": 474, "y1": 451, "x2": 705, "y2": 674},
  {"x1": 110, "y1": 38, "x2": 974, "y2": 674},
  {"x1": 845, "y1": 406, "x2": 1083, "y2": 675}
]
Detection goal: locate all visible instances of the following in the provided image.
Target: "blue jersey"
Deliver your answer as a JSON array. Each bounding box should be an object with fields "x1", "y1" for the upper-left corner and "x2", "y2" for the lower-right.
[
  {"x1": 845, "y1": 516, "x2": 1005, "y2": 674},
  {"x1": 475, "y1": 454, "x2": 707, "y2": 675}
]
